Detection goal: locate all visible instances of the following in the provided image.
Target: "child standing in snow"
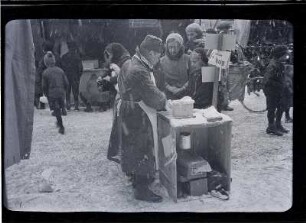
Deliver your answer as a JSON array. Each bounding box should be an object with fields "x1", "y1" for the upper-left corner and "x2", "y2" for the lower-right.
[{"x1": 42, "y1": 52, "x2": 68, "y2": 134}]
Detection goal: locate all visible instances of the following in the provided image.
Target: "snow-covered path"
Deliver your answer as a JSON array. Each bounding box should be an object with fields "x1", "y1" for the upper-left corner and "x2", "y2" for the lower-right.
[{"x1": 5, "y1": 92, "x2": 292, "y2": 212}]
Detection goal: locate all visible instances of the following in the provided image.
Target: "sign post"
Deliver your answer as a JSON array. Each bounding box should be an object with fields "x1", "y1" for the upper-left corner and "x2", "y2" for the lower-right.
[
  {"x1": 207, "y1": 50, "x2": 231, "y2": 108},
  {"x1": 204, "y1": 31, "x2": 236, "y2": 108}
]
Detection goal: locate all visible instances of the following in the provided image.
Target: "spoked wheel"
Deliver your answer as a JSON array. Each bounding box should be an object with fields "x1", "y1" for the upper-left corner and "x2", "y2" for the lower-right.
[{"x1": 241, "y1": 76, "x2": 267, "y2": 113}]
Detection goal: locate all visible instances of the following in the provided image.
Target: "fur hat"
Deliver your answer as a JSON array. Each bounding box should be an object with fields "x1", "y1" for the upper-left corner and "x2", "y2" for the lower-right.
[
  {"x1": 140, "y1": 35, "x2": 163, "y2": 54},
  {"x1": 44, "y1": 51, "x2": 56, "y2": 67},
  {"x1": 185, "y1": 23, "x2": 204, "y2": 37},
  {"x1": 166, "y1": 33, "x2": 184, "y2": 46}
]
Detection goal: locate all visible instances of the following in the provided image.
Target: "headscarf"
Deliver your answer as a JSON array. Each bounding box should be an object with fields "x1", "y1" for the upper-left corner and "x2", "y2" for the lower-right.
[
  {"x1": 104, "y1": 43, "x2": 131, "y2": 68},
  {"x1": 165, "y1": 33, "x2": 185, "y2": 60}
]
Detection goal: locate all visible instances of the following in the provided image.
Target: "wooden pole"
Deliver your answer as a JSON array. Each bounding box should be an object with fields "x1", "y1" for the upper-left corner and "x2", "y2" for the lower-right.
[{"x1": 212, "y1": 67, "x2": 221, "y2": 108}]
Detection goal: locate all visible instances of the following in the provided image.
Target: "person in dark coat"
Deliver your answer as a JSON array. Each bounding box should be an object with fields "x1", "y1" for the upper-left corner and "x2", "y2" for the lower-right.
[
  {"x1": 284, "y1": 64, "x2": 293, "y2": 123},
  {"x1": 60, "y1": 41, "x2": 83, "y2": 111},
  {"x1": 185, "y1": 23, "x2": 205, "y2": 54},
  {"x1": 35, "y1": 41, "x2": 62, "y2": 112},
  {"x1": 99, "y1": 43, "x2": 131, "y2": 164},
  {"x1": 118, "y1": 35, "x2": 166, "y2": 203},
  {"x1": 42, "y1": 52, "x2": 69, "y2": 134},
  {"x1": 263, "y1": 45, "x2": 289, "y2": 136},
  {"x1": 160, "y1": 33, "x2": 191, "y2": 100},
  {"x1": 186, "y1": 47, "x2": 213, "y2": 109}
]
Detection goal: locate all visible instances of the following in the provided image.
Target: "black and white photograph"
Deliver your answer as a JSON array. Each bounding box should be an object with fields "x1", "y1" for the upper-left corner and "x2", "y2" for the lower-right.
[{"x1": 3, "y1": 18, "x2": 293, "y2": 212}]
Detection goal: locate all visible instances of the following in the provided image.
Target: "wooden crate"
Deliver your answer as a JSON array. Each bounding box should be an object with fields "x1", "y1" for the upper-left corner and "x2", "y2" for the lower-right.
[{"x1": 157, "y1": 110, "x2": 232, "y2": 202}]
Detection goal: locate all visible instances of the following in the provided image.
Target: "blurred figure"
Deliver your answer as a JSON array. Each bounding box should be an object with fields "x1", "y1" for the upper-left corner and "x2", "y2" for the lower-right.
[
  {"x1": 160, "y1": 33, "x2": 190, "y2": 100},
  {"x1": 42, "y1": 52, "x2": 68, "y2": 134},
  {"x1": 284, "y1": 64, "x2": 293, "y2": 123},
  {"x1": 263, "y1": 45, "x2": 289, "y2": 136},
  {"x1": 60, "y1": 41, "x2": 83, "y2": 111}
]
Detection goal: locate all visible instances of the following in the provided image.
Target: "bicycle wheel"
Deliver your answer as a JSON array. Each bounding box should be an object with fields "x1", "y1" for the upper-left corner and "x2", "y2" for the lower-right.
[{"x1": 241, "y1": 77, "x2": 267, "y2": 113}]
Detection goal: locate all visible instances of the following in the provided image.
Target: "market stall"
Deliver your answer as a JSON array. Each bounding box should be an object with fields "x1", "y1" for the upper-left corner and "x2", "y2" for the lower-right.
[{"x1": 157, "y1": 108, "x2": 232, "y2": 202}]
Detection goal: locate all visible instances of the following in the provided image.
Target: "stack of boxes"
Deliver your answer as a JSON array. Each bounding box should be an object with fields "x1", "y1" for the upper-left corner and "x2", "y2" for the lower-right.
[{"x1": 177, "y1": 132, "x2": 212, "y2": 197}]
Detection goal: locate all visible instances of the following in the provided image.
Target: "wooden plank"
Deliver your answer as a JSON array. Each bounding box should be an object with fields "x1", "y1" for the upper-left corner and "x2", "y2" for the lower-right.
[
  {"x1": 207, "y1": 121, "x2": 232, "y2": 191},
  {"x1": 212, "y1": 67, "x2": 220, "y2": 108}
]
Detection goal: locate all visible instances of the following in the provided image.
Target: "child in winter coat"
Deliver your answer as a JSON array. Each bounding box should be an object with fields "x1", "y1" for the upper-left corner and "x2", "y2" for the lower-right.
[
  {"x1": 263, "y1": 45, "x2": 289, "y2": 136},
  {"x1": 187, "y1": 47, "x2": 213, "y2": 108},
  {"x1": 185, "y1": 23, "x2": 205, "y2": 54},
  {"x1": 42, "y1": 52, "x2": 69, "y2": 134}
]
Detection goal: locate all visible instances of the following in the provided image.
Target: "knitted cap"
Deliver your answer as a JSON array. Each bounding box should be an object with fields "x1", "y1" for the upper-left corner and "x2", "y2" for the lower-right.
[
  {"x1": 185, "y1": 23, "x2": 203, "y2": 36},
  {"x1": 140, "y1": 35, "x2": 163, "y2": 54},
  {"x1": 166, "y1": 33, "x2": 184, "y2": 46},
  {"x1": 44, "y1": 51, "x2": 56, "y2": 67},
  {"x1": 272, "y1": 45, "x2": 288, "y2": 59}
]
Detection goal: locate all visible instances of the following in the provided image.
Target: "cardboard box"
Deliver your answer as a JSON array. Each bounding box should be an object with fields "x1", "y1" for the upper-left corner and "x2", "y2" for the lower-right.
[
  {"x1": 221, "y1": 34, "x2": 236, "y2": 51},
  {"x1": 182, "y1": 178, "x2": 208, "y2": 196},
  {"x1": 177, "y1": 151, "x2": 211, "y2": 181},
  {"x1": 204, "y1": 33, "x2": 220, "y2": 50}
]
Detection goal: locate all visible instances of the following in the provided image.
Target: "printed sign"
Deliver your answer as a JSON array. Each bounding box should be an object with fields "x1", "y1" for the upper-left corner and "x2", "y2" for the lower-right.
[{"x1": 208, "y1": 50, "x2": 231, "y2": 69}]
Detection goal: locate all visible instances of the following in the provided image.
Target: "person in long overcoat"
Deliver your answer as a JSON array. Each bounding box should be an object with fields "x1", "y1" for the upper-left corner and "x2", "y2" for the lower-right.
[
  {"x1": 263, "y1": 45, "x2": 289, "y2": 136},
  {"x1": 100, "y1": 43, "x2": 131, "y2": 164},
  {"x1": 118, "y1": 35, "x2": 166, "y2": 203}
]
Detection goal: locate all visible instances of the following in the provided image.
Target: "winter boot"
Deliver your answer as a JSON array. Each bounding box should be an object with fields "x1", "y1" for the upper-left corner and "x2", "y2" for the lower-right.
[
  {"x1": 223, "y1": 105, "x2": 234, "y2": 111},
  {"x1": 84, "y1": 106, "x2": 93, "y2": 112},
  {"x1": 59, "y1": 126, "x2": 65, "y2": 135},
  {"x1": 276, "y1": 122, "x2": 289, "y2": 134},
  {"x1": 134, "y1": 175, "x2": 162, "y2": 203},
  {"x1": 66, "y1": 102, "x2": 71, "y2": 111},
  {"x1": 266, "y1": 124, "x2": 283, "y2": 136},
  {"x1": 62, "y1": 108, "x2": 67, "y2": 116},
  {"x1": 74, "y1": 101, "x2": 79, "y2": 111}
]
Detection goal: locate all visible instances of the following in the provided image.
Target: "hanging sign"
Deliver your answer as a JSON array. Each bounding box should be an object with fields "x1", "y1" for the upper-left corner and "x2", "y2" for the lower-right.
[{"x1": 208, "y1": 50, "x2": 231, "y2": 69}]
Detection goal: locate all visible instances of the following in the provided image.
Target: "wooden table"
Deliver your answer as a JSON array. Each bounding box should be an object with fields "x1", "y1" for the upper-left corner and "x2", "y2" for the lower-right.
[{"x1": 157, "y1": 110, "x2": 232, "y2": 202}]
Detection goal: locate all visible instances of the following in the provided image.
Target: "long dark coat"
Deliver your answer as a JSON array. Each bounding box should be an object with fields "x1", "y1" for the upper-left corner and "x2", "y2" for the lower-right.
[
  {"x1": 118, "y1": 51, "x2": 166, "y2": 177},
  {"x1": 263, "y1": 59, "x2": 287, "y2": 110}
]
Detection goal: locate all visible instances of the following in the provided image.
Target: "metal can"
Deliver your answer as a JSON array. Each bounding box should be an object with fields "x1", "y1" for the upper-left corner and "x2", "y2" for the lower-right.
[{"x1": 179, "y1": 132, "x2": 191, "y2": 150}]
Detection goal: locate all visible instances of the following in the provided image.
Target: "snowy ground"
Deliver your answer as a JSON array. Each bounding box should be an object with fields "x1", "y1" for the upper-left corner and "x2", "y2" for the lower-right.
[{"x1": 5, "y1": 91, "x2": 293, "y2": 212}]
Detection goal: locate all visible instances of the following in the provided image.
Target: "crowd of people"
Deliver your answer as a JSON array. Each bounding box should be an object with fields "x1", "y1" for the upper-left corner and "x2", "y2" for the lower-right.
[{"x1": 35, "y1": 22, "x2": 293, "y2": 202}]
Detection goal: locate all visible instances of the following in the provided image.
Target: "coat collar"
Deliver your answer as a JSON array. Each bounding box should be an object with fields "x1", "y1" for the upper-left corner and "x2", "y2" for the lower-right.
[{"x1": 133, "y1": 47, "x2": 154, "y2": 71}]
